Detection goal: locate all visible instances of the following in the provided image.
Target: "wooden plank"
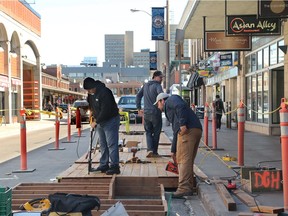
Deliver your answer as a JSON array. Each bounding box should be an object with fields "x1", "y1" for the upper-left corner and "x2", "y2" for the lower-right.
[
  {"x1": 215, "y1": 183, "x2": 237, "y2": 211},
  {"x1": 231, "y1": 188, "x2": 260, "y2": 207},
  {"x1": 250, "y1": 205, "x2": 284, "y2": 214}
]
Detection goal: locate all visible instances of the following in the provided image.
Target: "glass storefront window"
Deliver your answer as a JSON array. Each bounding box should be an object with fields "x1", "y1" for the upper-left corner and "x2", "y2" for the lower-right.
[
  {"x1": 246, "y1": 77, "x2": 251, "y2": 121},
  {"x1": 246, "y1": 56, "x2": 251, "y2": 73},
  {"x1": 0, "y1": 92, "x2": 4, "y2": 116},
  {"x1": 251, "y1": 75, "x2": 257, "y2": 122},
  {"x1": 257, "y1": 50, "x2": 262, "y2": 70},
  {"x1": 251, "y1": 53, "x2": 257, "y2": 71},
  {"x1": 278, "y1": 39, "x2": 284, "y2": 63},
  {"x1": 257, "y1": 74, "x2": 262, "y2": 122},
  {"x1": 12, "y1": 93, "x2": 18, "y2": 116},
  {"x1": 270, "y1": 43, "x2": 277, "y2": 65},
  {"x1": 263, "y1": 71, "x2": 269, "y2": 123},
  {"x1": 263, "y1": 47, "x2": 269, "y2": 68}
]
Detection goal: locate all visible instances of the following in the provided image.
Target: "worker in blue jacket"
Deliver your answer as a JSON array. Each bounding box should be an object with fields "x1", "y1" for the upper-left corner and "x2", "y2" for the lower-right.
[{"x1": 154, "y1": 93, "x2": 202, "y2": 198}]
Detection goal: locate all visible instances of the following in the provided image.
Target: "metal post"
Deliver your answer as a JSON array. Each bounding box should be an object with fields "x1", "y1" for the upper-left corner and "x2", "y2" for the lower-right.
[{"x1": 165, "y1": 0, "x2": 170, "y2": 93}]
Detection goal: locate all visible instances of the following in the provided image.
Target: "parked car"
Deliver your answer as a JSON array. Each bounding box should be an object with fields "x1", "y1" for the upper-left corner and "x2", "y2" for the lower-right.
[
  {"x1": 70, "y1": 100, "x2": 90, "y2": 124},
  {"x1": 58, "y1": 104, "x2": 68, "y2": 113},
  {"x1": 118, "y1": 95, "x2": 143, "y2": 123}
]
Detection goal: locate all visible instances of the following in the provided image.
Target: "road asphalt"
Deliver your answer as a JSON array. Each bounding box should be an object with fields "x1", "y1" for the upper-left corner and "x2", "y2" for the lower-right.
[{"x1": 0, "y1": 115, "x2": 287, "y2": 216}]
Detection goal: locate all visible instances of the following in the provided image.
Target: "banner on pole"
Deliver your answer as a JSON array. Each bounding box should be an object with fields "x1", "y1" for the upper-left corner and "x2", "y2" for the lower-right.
[
  {"x1": 152, "y1": 7, "x2": 165, "y2": 40},
  {"x1": 149, "y1": 51, "x2": 157, "y2": 70}
]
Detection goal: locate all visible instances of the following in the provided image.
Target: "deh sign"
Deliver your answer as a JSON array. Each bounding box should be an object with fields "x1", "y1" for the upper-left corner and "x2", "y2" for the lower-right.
[{"x1": 227, "y1": 15, "x2": 281, "y2": 36}]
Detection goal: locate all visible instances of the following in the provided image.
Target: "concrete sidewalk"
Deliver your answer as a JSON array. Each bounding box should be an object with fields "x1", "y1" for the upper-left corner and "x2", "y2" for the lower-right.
[{"x1": 0, "y1": 117, "x2": 286, "y2": 215}]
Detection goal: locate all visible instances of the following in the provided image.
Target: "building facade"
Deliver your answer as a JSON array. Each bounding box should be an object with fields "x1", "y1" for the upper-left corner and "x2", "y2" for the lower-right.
[{"x1": 178, "y1": 0, "x2": 287, "y2": 135}]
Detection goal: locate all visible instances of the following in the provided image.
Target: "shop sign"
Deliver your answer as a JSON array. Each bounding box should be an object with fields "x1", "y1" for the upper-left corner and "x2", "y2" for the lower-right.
[
  {"x1": 220, "y1": 53, "x2": 233, "y2": 67},
  {"x1": 206, "y1": 66, "x2": 238, "y2": 86},
  {"x1": 204, "y1": 31, "x2": 251, "y2": 51},
  {"x1": 227, "y1": 15, "x2": 281, "y2": 35},
  {"x1": 0, "y1": 75, "x2": 8, "y2": 88},
  {"x1": 258, "y1": 0, "x2": 288, "y2": 18}
]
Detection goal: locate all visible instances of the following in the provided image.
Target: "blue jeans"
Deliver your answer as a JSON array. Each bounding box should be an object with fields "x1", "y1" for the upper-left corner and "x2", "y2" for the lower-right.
[
  {"x1": 144, "y1": 112, "x2": 162, "y2": 154},
  {"x1": 97, "y1": 115, "x2": 120, "y2": 168}
]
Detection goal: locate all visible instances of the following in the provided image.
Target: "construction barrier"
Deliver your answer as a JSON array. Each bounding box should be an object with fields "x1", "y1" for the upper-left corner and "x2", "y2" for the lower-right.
[
  {"x1": 280, "y1": 98, "x2": 288, "y2": 210},
  {"x1": 203, "y1": 102, "x2": 209, "y2": 146},
  {"x1": 237, "y1": 100, "x2": 245, "y2": 166},
  {"x1": 211, "y1": 101, "x2": 217, "y2": 149},
  {"x1": 12, "y1": 109, "x2": 35, "y2": 173},
  {"x1": 48, "y1": 107, "x2": 65, "y2": 151}
]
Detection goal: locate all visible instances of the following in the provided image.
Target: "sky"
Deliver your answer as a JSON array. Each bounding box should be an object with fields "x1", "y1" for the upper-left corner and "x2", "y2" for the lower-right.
[{"x1": 31, "y1": 0, "x2": 188, "y2": 66}]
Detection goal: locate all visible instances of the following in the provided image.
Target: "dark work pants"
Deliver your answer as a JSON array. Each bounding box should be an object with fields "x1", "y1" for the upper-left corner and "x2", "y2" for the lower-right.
[{"x1": 216, "y1": 114, "x2": 222, "y2": 129}]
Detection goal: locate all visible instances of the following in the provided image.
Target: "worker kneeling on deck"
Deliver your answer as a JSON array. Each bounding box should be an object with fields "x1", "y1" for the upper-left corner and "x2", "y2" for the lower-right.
[
  {"x1": 83, "y1": 77, "x2": 121, "y2": 175},
  {"x1": 154, "y1": 93, "x2": 202, "y2": 198}
]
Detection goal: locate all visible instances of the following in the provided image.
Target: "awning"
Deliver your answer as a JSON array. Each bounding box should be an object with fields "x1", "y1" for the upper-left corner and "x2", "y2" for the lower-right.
[
  {"x1": 187, "y1": 72, "x2": 204, "y2": 89},
  {"x1": 178, "y1": 0, "x2": 258, "y2": 39}
]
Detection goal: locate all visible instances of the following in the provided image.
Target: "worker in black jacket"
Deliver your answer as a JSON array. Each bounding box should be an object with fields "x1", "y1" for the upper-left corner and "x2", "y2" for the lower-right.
[{"x1": 83, "y1": 77, "x2": 120, "y2": 175}]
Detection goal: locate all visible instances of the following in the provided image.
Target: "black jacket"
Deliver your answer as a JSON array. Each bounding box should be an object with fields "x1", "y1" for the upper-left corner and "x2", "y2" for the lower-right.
[{"x1": 86, "y1": 81, "x2": 119, "y2": 124}]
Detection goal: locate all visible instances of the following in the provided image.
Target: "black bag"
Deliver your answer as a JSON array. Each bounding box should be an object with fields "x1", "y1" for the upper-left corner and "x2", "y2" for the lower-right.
[{"x1": 47, "y1": 193, "x2": 100, "y2": 216}]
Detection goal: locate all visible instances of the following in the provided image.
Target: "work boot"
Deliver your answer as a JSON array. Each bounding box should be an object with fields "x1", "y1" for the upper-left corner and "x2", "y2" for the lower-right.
[
  {"x1": 106, "y1": 165, "x2": 120, "y2": 175},
  {"x1": 146, "y1": 151, "x2": 153, "y2": 158},
  {"x1": 172, "y1": 190, "x2": 193, "y2": 198},
  {"x1": 91, "y1": 165, "x2": 109, "y2": 173}
]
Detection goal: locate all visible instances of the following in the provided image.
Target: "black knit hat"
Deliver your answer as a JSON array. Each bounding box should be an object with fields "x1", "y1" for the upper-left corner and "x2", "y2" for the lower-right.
[
  {"x1": 152, "y1": 71, "x2": 164, "y2": 79},
  {"x1": 83, "y1": 77, "x2": 96, "y2": 90}
]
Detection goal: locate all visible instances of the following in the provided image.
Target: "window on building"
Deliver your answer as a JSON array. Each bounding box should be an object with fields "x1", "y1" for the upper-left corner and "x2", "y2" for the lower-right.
[
  {"x1": 263, "y1": 71, "x2": 269, "y2": 123},
  {"x1": 251, "y1": 75, "x2": 257, "y2": 122},
  {"x1": 257, "y1": 73, "x2": 263, "y2": 122},
  {"x1": 263, "y1": 47, "x2": 269, "y2": 68},
  {"x1": 251, "y1": 53, "x2": 257, "y2": 72},
  {"x1": 246, "y1": 55, "x2": 251, "y2": 74},
  {"x1": 0, "y1": 92, "x2": 4, "y2": 116},
  {"x1": 12, "y1": 93, "x2": 18, "y2": 116},
  {"x1": 246, "y1": 76, "x2": 251, "y2": 121},
  {"x1": 270, "y1": 43, "x2": 277, "y2": 65},
  {"x1": 257, "y1": 50, "x2": 262, "y2": 70},
  {"x1": 278, "y1": 39, "x2": 284, "y2": 63},
  {"x1": 272, "y1": 69, "x2": 284, "y2": 124}
]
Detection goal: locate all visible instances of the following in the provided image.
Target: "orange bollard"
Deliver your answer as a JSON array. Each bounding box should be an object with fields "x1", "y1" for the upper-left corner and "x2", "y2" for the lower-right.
[
  {"x1": 76, "y1": 107, "x2": 82, "y2": 137},
  {"x1": 49, "y1": 107, "x2": 65, "y2": 150},
  {"x1": 62, "y1": 104, "x2": 76, "y2": 143},
  {"x1": 203, "y1": 102, "x2": 209, "y2": 146},
  {"x1": 212, "y1": 102, "x2": 217, "y2": 149},
  {"x1": 237, "y1": 100, "x2": 245, "y2": 166},
  {"x1": 12, "y1": 109, "x2": 35, "y2": 173},
  {"x1": 20, "y1": 109, "x2": 27, "y2": 170},
  {"x1": 280, "y1": 98, "x2": 288, "y2": 210}
]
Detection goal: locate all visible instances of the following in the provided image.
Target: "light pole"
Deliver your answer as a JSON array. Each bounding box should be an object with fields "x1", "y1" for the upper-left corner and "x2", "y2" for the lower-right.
[
  {"x1": 165, "y1": 0, "x2": 170, "y2": 93},
  {"x1": 130, "y1": 1, "x2": 170, "y2": 92}
]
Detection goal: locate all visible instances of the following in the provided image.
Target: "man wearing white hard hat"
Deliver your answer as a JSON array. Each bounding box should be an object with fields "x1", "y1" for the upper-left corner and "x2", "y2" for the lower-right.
[{"x1": 154, "y1": 93, "x2": 202, "y2": 198}]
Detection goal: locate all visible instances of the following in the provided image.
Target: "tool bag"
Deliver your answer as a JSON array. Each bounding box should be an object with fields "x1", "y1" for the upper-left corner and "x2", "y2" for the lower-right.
[{"x1": 47, "y1": 193, "x2": 100, "y2": 216}]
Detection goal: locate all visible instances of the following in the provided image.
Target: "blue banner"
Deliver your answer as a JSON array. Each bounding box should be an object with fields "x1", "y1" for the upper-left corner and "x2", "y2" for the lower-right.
[
  {"x1": 151, "y1": 7, "x2": 165, "y2": 40},
  {"x1": 149, "y1": 52, "x2": 157, "y2": 70}
]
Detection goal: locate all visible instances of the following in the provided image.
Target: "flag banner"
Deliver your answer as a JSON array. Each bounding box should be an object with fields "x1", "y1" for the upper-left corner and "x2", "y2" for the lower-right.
[
  {"x1": 149, "y1": 51, "x2": 157, "y2": 70},
  {"x1": 152, "y1": 7, "x2": 165, "y2": 40}
]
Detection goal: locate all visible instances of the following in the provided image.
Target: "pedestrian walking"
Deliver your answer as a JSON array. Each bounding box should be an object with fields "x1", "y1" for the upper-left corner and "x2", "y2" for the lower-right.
[
  {"x1": 136, "y1": 71, "x2": 164, "y2": 158},
  {"x1": 83, "y1": 77, "x2": 121, "y2": 175},
  {"x1": 154, "y1": 93, "x2": 202, "y2": 198},
  {"x1": 215, "y1": 95, "x2": 225, "y2": 131}
]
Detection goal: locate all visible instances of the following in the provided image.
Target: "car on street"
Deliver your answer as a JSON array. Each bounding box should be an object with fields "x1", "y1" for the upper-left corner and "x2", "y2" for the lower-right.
[
  {"x1": 117, "y1": 95, "x2": 143, "y2": 123},
  {"x1": 58, "y1": 103, "x2": 68, "y2": 113},
  {"x1": 70, "y1": 100, "x2": 90, "y2": 124},
  {"x1": 195, "y1": 106, "x2": 204, "y2": 119}
]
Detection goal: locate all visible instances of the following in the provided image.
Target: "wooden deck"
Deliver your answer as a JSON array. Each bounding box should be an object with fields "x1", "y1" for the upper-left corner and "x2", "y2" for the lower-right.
[{"x1": 12, "y1": 124, "x2": 177, "y2": 215}]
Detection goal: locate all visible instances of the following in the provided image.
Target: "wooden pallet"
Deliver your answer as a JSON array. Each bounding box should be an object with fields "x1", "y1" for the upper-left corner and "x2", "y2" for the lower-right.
[{"x1": 12, "y1": 177, "x2": 167, "y2": 216}]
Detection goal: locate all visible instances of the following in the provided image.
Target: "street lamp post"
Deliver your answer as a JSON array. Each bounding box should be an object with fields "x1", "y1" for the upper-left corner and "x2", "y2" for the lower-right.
[{"x1": 165, "y1": 0, "x2": 170, "y2": 93}]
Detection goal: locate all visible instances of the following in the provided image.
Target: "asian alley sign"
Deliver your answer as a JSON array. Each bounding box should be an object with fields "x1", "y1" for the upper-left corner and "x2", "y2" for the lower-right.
[{"x1": 227, "y1": 15, "x2": 281, "y2": 36}]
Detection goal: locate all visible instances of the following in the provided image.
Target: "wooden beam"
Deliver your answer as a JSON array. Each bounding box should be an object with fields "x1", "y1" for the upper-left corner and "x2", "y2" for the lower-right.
[
  {"x1": 250, "y1": 205, "x2": 284, "y2": 214},
  {"x1": 215, "y1": 183, "x2": 237, "y2": 211},
  {"x1": 231, "y1": 188, "x2": 260, "y2": 207}
]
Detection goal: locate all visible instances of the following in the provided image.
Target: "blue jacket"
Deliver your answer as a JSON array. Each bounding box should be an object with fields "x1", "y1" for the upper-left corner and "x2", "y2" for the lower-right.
[
  {"x1": 136, "y1": 80, "x2": 163, "y2": 115},
  {"x1": 164, "y1": 95, "x2": 202, "y2": 153}
]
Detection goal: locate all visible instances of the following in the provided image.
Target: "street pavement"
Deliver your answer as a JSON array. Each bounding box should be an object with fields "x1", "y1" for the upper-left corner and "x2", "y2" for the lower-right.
[{"x1": 0, "y1": 115, "x2": 287, "y2": 215}]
